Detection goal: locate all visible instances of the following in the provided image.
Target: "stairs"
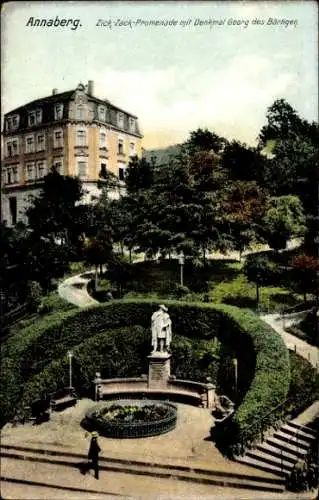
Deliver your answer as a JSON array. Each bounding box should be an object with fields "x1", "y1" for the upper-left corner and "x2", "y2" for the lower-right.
[
  {"x1": 236, "y1": 421, "x2": 317, "y2": 478},
  {"x1": 1, "y1": 443, "x2": 286, "y2": 493}
]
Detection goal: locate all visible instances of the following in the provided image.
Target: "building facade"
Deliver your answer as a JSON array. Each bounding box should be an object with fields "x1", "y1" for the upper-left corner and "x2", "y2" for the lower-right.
[{"x1": 1, "y1": 80, "x2": 143, "y2": 226}]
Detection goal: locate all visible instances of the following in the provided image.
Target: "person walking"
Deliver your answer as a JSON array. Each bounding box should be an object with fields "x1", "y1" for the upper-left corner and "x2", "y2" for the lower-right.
[{"x1": 87, "y1": 431, "x2": 101, "y2": 479}]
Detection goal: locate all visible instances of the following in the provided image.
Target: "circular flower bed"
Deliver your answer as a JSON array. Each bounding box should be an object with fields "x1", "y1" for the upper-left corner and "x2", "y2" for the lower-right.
[{"x1": 84, "y1": 399, "x2": 177, "y2": 438}]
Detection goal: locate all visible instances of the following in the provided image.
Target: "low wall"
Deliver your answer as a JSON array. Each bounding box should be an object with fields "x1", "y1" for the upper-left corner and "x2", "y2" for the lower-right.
[{"x1": 93, "y1": 375, "x2": 216, "y2": 408}]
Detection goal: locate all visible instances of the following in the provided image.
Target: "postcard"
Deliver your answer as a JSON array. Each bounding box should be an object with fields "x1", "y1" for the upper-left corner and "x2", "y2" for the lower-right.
[{"x1": 1, "y1": 1, "x2": 318, "y2": 499}]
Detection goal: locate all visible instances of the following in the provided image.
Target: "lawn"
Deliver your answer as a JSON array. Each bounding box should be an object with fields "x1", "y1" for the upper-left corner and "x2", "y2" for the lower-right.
[{"x1": 98, "y1": 257, "x2": 304, "y2": 313}]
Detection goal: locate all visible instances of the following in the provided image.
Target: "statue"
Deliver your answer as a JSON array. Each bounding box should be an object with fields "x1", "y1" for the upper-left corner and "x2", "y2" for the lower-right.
[{"x1": 151, "y1": 304, "x2": 172, "y2": 353}]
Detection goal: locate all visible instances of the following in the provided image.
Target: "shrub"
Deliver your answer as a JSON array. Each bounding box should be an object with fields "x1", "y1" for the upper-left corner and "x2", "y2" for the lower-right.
[
  {"x1": 27, "y1": 281, "x2": 43, "y2": 311},
  {"x1": 1, "y1": 300, "x2": 290, "y2": 457}
]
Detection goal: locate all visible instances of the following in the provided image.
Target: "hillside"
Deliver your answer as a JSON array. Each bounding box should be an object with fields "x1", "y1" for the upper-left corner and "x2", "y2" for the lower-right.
[{"x1": 142, "y1": 144, "x2": 182, "y2": 166}]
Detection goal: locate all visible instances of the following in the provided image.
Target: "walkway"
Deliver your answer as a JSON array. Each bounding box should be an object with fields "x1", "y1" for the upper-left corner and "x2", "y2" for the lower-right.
[
  {"x1": 261, "y1": 314, "x2": 319, "y2": 370},
  {"x1": 58, "y1": 272, "x2": 98, "y2": 308}
]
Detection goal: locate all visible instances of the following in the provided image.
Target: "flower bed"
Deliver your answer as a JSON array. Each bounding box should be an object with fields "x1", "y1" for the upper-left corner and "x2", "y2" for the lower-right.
[{"x1": 84, "y1": 399, "x2": 177, "y2": 438}]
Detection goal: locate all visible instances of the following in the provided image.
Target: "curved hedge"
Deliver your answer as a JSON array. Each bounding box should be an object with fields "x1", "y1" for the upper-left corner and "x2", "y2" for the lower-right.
[{"x1": 1, "y1": 300, "x2": 290, "y2": 454}]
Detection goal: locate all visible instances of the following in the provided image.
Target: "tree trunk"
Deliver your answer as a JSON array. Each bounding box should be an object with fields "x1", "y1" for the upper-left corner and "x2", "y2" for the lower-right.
[
  {"x1": 203, "y1": 247, "x2": 206, "y2": 266},
  {"x1": 120, "y1": 242, "x2": 124, "y2": 256},
  {"x1": 95, "y1": 266, "x2": 98, "y2": 290},
  {"x1": 129, "y1": 248, "x2": 132, "y2": 264}
]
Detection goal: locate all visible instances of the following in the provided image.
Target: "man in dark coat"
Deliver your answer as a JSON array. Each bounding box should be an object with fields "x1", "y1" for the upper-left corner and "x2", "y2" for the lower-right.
[{"x1": 87, "y1": 431, "x2": 101, "y2": 479}]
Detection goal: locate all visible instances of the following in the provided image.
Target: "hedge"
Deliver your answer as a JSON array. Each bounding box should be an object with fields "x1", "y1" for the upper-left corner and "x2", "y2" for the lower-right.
[{"x1": 1, "y1": 300, "x2": 290, "y2": 456}]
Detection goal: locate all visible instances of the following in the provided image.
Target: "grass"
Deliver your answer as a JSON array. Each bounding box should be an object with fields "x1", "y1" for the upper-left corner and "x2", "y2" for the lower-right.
[{"x1": 96, "y1": 257, "x2": 304, "y2": 313}]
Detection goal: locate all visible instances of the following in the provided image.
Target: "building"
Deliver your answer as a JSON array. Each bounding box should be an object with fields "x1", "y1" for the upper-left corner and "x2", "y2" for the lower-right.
[{"x1": 1, "y1": 80, "x2": 143, "y2": 226}]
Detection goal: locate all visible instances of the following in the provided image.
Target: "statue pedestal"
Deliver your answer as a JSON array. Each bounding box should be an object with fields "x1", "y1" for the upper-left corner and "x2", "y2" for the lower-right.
[{"x1": 147, "y1": 352, "x2": 171, "y2": 389}]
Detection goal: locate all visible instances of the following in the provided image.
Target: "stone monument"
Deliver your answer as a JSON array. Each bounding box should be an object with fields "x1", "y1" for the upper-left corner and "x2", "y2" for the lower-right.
[{"x1": 148, "y1": 305, "x2": 172, "y2": 389}]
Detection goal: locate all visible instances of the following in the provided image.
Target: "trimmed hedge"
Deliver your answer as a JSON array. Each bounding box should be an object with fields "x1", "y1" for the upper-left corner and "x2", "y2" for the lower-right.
[{"x1": 1, "y1": 300, "x2": 290, "y2": 456}]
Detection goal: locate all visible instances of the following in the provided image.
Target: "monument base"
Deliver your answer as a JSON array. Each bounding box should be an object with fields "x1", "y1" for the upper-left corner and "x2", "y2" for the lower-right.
[{"x1": 147, "y1": 352, "x2": 171, "y2": 389}]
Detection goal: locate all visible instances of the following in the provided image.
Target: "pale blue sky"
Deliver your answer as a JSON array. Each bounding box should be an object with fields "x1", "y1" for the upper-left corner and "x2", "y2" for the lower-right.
[{"x1": 2, "y1": 1, "x2": 318, "y2": 148}]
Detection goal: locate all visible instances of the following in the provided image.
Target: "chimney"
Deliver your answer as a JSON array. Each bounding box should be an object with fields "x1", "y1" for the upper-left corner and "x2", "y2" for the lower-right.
[
  {"x1": 52, "y1": 88, "x2": 58, "y2": 95},
  {"x1": 87, "y1": 80, "x2": 94, "y2": 96}
]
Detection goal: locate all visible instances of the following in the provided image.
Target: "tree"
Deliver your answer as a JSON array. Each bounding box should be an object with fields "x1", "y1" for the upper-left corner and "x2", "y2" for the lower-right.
[
  {"x1": 258, "y1": 98, "x2": 306, "y2": 146},
  {"x1": 125, "y1": 156, "x2": 154, "y2": 193},
  {"x1": 223, "y1": 181, "x2": 268, "y2": 260},
  {"x1": 221, "y1": 141, "x2": 267, "y2": 183},
  {"x1": 186, "y1": 128, "x2": 227, "y2": 155},
  {"x1": 26, "y1": 168, "x2": 85, "y2": 255},
  {"x1": 84, "y1": 237, "x2": 112, "y2": 289},
  {"x1": 244, "y1": 256, "x2": 274, "y2": 309},
  {"x1": 290, "y1": 254, "x2": 319, "y2": 303},
  {"x1": 262, "y1": 195, "x2": 306, "y2": 251}
]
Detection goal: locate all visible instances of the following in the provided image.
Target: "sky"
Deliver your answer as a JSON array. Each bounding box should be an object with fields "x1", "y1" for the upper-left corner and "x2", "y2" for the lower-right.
[{"x1": 1, "y1": 1, "x2": 318, "y2": 149}]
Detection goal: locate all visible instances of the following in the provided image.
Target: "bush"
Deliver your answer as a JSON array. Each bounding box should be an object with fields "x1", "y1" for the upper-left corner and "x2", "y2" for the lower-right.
[
  {"x1": 286, "y1": 351, "x2": 319, "y2": 416},
  {"x1": 37, "y1": 292, "x2": 76, "y2": 315},
  {"x1": 1, "y1": 300, "x2": 290, "y2": 457},
  {"x1": 27, "y1": 281, "x2": 43, "y2": 311}
]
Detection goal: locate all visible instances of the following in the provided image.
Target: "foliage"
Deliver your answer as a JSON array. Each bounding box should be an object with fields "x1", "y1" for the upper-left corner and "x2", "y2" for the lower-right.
[
  {"x1": 26, "y1": 168, "x2": 85, "y2": 252},
  {"x1": 286, "y1": 351, "x2": 319, "y2": 416},
  {"x1": 296, "y1": 308, "x2": 319, "y2": 346},
  {"x1": 185, "y1": 128, "x2": 227, "y2": 155},
  {"x1": 1, "y1": 300, "x2": 290, "y2": 459},
  {"x1": 243, "y1": 256, "x2": 276, "y2": 308},
  {"x1": 290, "y1": 254, "x2": 319, "y2": 302},
  {"x1": 262, "y1": 195, "x2": 306, "y2": 251},
  {"x1": 27, "y1": 281, "x2": 43, "y2": 311},
  {"x1": 221, "y1": 141, "x2": 267, "y2": 183}
]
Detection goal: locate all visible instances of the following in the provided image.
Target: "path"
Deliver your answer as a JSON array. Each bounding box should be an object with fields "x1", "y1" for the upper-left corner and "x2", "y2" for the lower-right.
[
  {"x1": 58, "y1": 272, "x2": 98, "y2": 308},
  {"x1": 261, "y1": 313, "x2": 318, "y2": 370},
  {"x1": 58, "y1": 239, "x2": 302, "y2": 309}
]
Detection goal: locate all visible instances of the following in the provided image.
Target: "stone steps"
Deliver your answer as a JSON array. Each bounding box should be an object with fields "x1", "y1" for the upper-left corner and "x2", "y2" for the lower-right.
[
  {"x1": 0, "y1": 444, "x2": 285, "y2": 493},
  {"x1": 279, "y1": 424, "x2": 317, "y2": 443},
  {"x1": 235, "y1": 420, "x2": 316, "y2": 479}
]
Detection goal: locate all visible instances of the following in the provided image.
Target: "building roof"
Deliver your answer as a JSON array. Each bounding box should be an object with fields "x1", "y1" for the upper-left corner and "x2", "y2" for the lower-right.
[
  {"x1": 6, "y1": 86, "x2": 138, "y2": 119},
  {"x1": 4, "y1": 84, "x2": 142, "y2": 136}
]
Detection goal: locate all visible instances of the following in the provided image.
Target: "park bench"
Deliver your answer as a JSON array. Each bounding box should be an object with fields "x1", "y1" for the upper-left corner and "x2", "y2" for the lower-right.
[{"x1": 50, "y1": 387, "x2": 77, "y2": 412}]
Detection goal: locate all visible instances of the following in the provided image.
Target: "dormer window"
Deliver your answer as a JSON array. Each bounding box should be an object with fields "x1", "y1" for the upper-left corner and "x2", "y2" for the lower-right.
[
  {"x1": 6, "y1": 114, "x2": 20, "y2": 131},
  {"x1": 129, "y1": 117, "x2": 136, "y2": 132},
  {"x1": 28, "y1": 109, "x2": 42, "y2": 126},
  {"x1": 117, "y1": 112, "x2": 124, "y2": 128},
  {"x1": 98, "y1": 106, "x2": 106, "y2": 121},
  {"x1": 54, "y1": 103, "x2": 64, "y2": 120},
  {"x1": 76, "y1": 105, "x2": 85, "y2": 120}
]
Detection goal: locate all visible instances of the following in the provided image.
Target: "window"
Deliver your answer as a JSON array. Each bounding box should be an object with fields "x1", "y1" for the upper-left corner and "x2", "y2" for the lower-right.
[
  {"x1": 100, "y1": 130, "x2": 107, "y2": 148},
  {"x1": 5, "y1": 165, "x2": 19, "y2": 185},
  {"x1": 129, "y1": 117, "x2": 136, "y2": 132},
  {"x1": 77, "y1": 160, "x2": 87, "y2": 178},
  {"x1": 117, "y1": 112, "x2": 124, "y2": 128},
  {"x1": 28, "y1": 109, "x2": 42, "y2": 126},
  {"x1": 118, "y1": 165, "x2": 126, "y2": 181},
  {"x1": 76, "y1": 129, "x2": 87, "y2": 147},
  {"x1": 76, "y1": 105, "x2": 85, "y2": 120},
  {"x1": 6, "y1": 115, "x2": 19, "y2": 131},
  {"x1": 26, "y1": 162, "x2": 35, "y2": 182},
  {"x1": 37, "y1": 160, "x2": 47, "y2": 179},
  {"x1": 98, "y1": 106, "x2": 106, "y2": 121},
  {"x1": 53, "y1": 159, "x2": 63, "y2": 174},
  {"x1": 37, "y1": 134, "x2": 45, "y2": 151},
  {"x1": 6, "y1": 139, "x2": 19, "y2": 157},
  {"x1": 118, "y1": 139, "x2": 124, "y2": 155},
  {"x1": 54, "y1": 103, "x2": 64, "y2": 120},
  {"x1": 100, "y1": 162, "x2": 108, "y2": 178},
  {"x1": 25, "y1": 135, "x2": 35, "y2": 153},
  {"x1": 129, "y1": 142, "x2": 136, "y2": 156},
  {"x1": 53, "y1": 129, "x2": 63, "y2": 148},
  {"x1": 9, "y1": 197, "x2": 17, "y2": 225}
]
